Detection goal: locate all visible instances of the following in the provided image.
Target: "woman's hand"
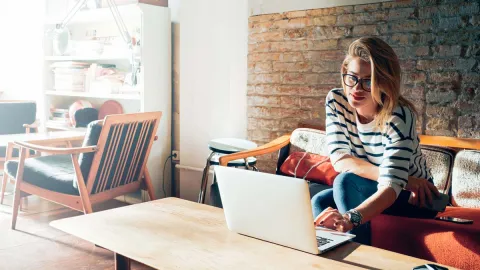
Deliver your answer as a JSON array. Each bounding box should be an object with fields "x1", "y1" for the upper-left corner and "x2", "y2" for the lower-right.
[
  {"x1": 406, "y1": 176, "x2": 440, "y2": 208},
  {"x1": 314, "y1": 207, "x2": 353, "y2": 233}
]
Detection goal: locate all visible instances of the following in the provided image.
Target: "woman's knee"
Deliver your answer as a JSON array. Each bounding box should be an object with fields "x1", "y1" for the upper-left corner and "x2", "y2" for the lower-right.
[
  {"x1": 311, "y1": 189, "x2": 334, "y2": 216},
  {"x1": 333, "y1": 172, "x2": 359, "y2": 191}
]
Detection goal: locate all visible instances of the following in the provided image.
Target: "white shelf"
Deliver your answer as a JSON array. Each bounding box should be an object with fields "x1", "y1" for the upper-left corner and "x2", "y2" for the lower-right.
[
  {"x1": 45, "y1": 4, "x2": 141, "y2": 25},
  {"x1": 45, "y1": 55, "x2": 131, "y2": 61},
  {"x1": 46, "y1": 90, "x2": 141, "y2": 100}
]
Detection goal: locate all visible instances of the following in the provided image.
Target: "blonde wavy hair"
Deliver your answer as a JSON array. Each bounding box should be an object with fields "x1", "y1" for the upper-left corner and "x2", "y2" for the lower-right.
[{"x1": 341, "y1": 37, "x2": 416, "y2": 128}]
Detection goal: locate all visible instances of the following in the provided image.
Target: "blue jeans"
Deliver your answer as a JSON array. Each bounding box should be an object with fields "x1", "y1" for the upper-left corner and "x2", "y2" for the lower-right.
[{"x1": 311, "y1": 172, "x2": 438, "y2": 245}]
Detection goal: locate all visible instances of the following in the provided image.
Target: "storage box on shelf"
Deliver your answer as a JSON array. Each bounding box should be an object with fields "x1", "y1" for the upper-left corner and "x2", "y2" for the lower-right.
[{"x1": 43, "y1": 1, "x2": 171, "y2": 200}]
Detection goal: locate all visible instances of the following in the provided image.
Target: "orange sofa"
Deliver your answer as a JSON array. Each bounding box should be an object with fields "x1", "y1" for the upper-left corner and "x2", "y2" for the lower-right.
[{"x1": 219, "y1": 128, "x2": 480, "y2": 270}]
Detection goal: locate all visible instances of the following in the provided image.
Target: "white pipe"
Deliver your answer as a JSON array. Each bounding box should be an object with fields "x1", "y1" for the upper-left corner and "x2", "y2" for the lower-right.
[{"x1": 175, "y1": 164, "x2": 213, "y2": 174}]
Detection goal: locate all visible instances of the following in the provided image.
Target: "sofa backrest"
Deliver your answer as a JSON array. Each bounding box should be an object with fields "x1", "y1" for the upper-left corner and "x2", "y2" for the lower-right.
[
  {"x1": 0, "y1": 101, "x2": 36, "y2": 135},
  {"x1": 287, "y1": 128, "x2": 479, "y2": 208}
]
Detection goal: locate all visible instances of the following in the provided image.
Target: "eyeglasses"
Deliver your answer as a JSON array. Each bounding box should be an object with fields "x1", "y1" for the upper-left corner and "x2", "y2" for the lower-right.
[{"x1": 342, "y1": 74, "x2": 372, "y2": 92}]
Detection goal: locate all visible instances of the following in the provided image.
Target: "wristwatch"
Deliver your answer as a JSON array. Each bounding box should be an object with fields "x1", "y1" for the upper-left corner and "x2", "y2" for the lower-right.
[{"x1": 344, "y1": 209, "x2": 363, "y2": 228}]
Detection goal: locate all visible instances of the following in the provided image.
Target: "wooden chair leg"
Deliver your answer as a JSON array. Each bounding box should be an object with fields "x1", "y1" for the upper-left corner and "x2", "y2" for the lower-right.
[
  {"x1": 12, "y1": 147, "x2": 27, "y2": 230},
  {"x1": 71, "y1": 154, "x2": 93, "y2": 214},
  {"x1": 143, "y1": 168, "x2": 156, "y2": 201},
  {"x1": 0, "y1": 173, "x2": 8, "y2": 205},
  {"x1": 1, "y1": 142, "x2": 14, "y2": 205}
]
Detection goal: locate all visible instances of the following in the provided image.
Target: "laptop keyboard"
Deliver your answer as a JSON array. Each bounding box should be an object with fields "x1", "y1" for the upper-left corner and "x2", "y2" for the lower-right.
[{"x1": 316, "y1": 236, "x2": 334, "y2": 246}]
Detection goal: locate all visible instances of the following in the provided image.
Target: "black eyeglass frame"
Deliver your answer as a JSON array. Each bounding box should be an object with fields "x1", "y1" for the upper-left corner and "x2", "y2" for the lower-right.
[{"x1": 342, "y1": 73, "x2": 372, "y2": 92}]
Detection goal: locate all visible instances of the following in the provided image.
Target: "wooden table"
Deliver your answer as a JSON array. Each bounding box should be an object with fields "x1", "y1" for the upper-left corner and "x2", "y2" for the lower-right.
[
  {"x1": 0, "y1": 130, "x2": 86, "y2": 204},
  {"x1": 50, "y1": 198, "x2": 451, "y2": 270}
]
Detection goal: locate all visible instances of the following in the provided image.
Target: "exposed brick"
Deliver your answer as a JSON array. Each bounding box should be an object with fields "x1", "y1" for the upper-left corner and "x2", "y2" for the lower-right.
[
  {"x1": 414, "y1": 46, "x2": 430, "y2": 56},
  {"x1": 414, "y1": 33, "x2": 435, "y2": 45},
  {"x1": 312, "y1": 16, "x2": 337, "y2": 26},
  {"x1": 307, "y1": 39, "x2": 338, "y2": 50},
  {"x1": 428, "y1": 72, "x2": 460, "y2": 83},
  {"x1": 247, "y1": 85, "x2": 256, "y2": 95},
  {"x1": 425, "y1": 130, "x2": 456, "y2": 137},
  {"x1": 400, "y1": 60, "x2": 417, "y2": 70},
  {"x1": 389, "y1": 34, "x2": 411, "y2": 46},
  {"x1": 459, "y1": 2, "x2": 480, "y2": 16},
  {"x1": 305, "y1": 73, "x2": 340, "y2": 85},
  {"x1": 278, "y1": 85, "x2": 312, "y2": 96},
  {"x1": 249, "y1": 31, "x2": 284, "y2": 43},
  {"x1": 309, "y1": 26, "x2": 352, "y2": 40},
  {"x1": 253, "y1": 85, "x2": 279, "y2": 95},
  {"x1": 426, "y1": 117, "x2": 452, "y2": 130},
  {"x1": 249, "y1": 14, "x2": 284, "y2": 23},
  {"x1": 248, "y1": 118, "x2": 281, "y2": 131},
  {"x1": 426, "y1": 89, "x2": 457, "y2": 105},
  {"x1": 283, "y1": 73, "x2": 306, "y2": 84},
  {"x1": 457, "y1": 115, "x2": 473, "y2": 129},
  {"x1": 426, "y1": 106, "x2": 457, "y2": 118},
  {"x1": 271, "y1": 40, "x2": 308, "y2": 52},
  {"x1": 354, "y1": 11, "x2": 388, "y2": 24},
  {"x1": 284, "y1": 29, "x2": 308, "y2": 40},
  {"x1": 401, "y1": 86, "x2": 425, "y2": 101},
  {"x1": 249, "y1": 21, "x2": 273, "y2": 34},
  {"x1": 389, "y1": 19, "x2": 433, "y2": 33},
  {"x1": 432, "y1": 45, "x2": 462, "y2": 57},
  {"x1": 247, "y1": 96, "x2": 280, "y2": 107},
  {"x1": 299, "y1": 97, "x2": 323, "y2": 109},
  {"x1": 336, "y1": 14, "x2": 355, "y2": 26},
  {"x1": 273, "y1": 18, "x2": 312, "y2": 29},
  {"x1": 352, "y1": 25, "x2": 379, "y2": 36},
  {"x1": 382, "y1": 1, "x2": 414, "y2": 9},
  {"x1": 403, "y1": 72, "x2": 427, "y2": 84},
  {"x1": 463, "y1": 73, "x2": 480, "y2": 83},
  {"x1": 466, "y1": 44, "x2": 480, "y2": 57},
  {"x1": 273, "y1": 62, "x2": 311, "y2": 72},
  {"x1": 471, "y1": 15, "x2": 480, "y2": 26},
  {"x1": 304, "y1": 50, "x2": 346, "y2": 61},
  {"x1": 284, "y1": 10, "x2": 307, "y2": 19},
  {"x1": 248, "y1": 53, "x2": 281, "y2": 62},
  {"x1": 253, "y1": 62, "x2": 273, "y2": 73},
  {"x1": 249, "y1": 42, "x2": 271, "y2": 52},
  {"x1": 280, "y1": 96, "x2": 301, "y2": 107},
  {"x1": 249, "y1": 73, "x2": 282, "y2": 84},
  {"x1": 306, "y1": 6, "x2": 353, "y2": 17},
  {"x1": 280, "y1": 52, "x2": 305, "y2": 62},
  {"x1": 354, "y1": 3, "x2": 381, "y2": 13},
  {"x1": 435, "y1": 30, "x2": 476, "y2": 45},
  {"x1": 435, "y1": 17, "x2": 464, "y2": 30},
  {"x1": 337, "y1": 38, "x2": 356, "y2": 51},
  {"x1": 312, "y1": 61, "x2": 340, "y2": 73},
  {"x1": 388, "y1": 8, "x2": 415, "y2": 20},
  {"x1": 417, "y1": 59, "x2": 476, "y2": 71}
]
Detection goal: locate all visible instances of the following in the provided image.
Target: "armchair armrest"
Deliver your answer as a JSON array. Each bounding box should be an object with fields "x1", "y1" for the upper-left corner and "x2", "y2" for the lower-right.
[
  {"x1": 219, "y1": 134, "x2": 291, "y2": 166},
  {"x1": 23, "y1": 119, "x2": 40, "y2": 133},
  {"x1": 14, "y1": 141, "x2": 96, "y2": 155}
]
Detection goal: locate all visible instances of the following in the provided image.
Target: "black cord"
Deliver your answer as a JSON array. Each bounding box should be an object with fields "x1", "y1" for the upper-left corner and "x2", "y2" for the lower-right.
[{"x1": 162, "y1": 155, "x2": 174, "y2": 198}]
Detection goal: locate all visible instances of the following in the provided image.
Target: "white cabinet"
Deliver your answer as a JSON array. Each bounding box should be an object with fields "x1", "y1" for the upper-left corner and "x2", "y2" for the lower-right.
[{"x1": 42, "y1": 1, "x2": 171, "y2": 200}]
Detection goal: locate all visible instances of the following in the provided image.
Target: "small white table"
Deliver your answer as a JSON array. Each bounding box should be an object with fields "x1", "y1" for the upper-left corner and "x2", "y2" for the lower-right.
[{"x1": 198, "y1": 138, "x2": 258, "y2": 204}]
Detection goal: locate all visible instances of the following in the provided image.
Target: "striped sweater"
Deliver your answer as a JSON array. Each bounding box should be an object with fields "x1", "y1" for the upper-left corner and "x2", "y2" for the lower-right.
[{"x1": 325, "y1": 88, "x2": 432, "y2": 197}]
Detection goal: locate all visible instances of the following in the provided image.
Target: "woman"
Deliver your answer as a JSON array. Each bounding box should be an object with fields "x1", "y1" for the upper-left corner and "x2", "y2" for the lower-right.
[{"x1": 311, "y1": 37, "x2": 440, "y2": 245}]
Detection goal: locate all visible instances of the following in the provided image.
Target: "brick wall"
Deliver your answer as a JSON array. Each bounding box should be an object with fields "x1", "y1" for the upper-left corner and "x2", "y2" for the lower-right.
[{"x1": 247, "y1": 0, "x2": 480, "y2": 172}]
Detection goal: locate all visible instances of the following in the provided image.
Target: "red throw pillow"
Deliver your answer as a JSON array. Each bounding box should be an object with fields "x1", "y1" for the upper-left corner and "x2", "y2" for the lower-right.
[{"x1": 279, "y1": 152, "x2": 339, "y2": 186}]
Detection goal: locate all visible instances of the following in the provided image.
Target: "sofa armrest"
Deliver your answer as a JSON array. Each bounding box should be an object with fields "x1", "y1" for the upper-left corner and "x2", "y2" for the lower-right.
[{"x1": 219, "y1": 134, "x2": 291, "y2": 166}]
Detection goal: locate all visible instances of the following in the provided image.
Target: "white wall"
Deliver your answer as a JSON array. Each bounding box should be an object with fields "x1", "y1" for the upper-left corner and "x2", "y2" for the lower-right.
[
  {"x1": 0, "y1": 1, "x2": 45, "y2": 106},
  {"x1": 248, "y1": 0, "x2": 389, "y2": 15},
  {"x1": 179, "y1": 0, "x2": 248, "y2": 201}
]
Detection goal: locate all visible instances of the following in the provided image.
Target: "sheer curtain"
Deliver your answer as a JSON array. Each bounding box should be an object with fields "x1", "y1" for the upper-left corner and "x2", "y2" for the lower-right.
[{"x1": 0, "y1": 1, "x2": 45, "y2": 102}]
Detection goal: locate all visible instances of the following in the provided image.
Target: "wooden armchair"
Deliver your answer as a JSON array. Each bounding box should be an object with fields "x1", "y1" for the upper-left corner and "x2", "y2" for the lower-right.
[{"x1": 5, "y1": 112, "x2": 162, "y2": 229}]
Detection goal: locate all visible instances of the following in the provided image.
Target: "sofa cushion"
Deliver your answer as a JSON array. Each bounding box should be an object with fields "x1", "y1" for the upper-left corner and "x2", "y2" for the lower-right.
[
  {"x1": 0, "y1": 147, "x2": 36, "y2": 158},
  {"x1": 451, "y1": 150, "x2": 480, "y2": 208},
  {"x1": 289, "y1": 128, "x2": 328, "y2": 156},
  {"x1": 421, "y1": 145, "x2": 455, "y2": 195},
  {"x1": 371, "y1": 207, "x2": 480, "y2": 270},
  {"x1": 5, "y1": 155, "x2": 79, "y2": 195}
]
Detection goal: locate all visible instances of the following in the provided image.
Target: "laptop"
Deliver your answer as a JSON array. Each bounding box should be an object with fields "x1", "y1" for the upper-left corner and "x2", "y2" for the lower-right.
[{"x1": 214, "y1": 166, "x2": 355, "y2": 255}]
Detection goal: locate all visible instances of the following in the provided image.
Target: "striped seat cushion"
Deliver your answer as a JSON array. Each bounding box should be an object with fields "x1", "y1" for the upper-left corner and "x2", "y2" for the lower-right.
[{"x1": 452, "y1": 150, "x2": 480, "y2": 208}]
